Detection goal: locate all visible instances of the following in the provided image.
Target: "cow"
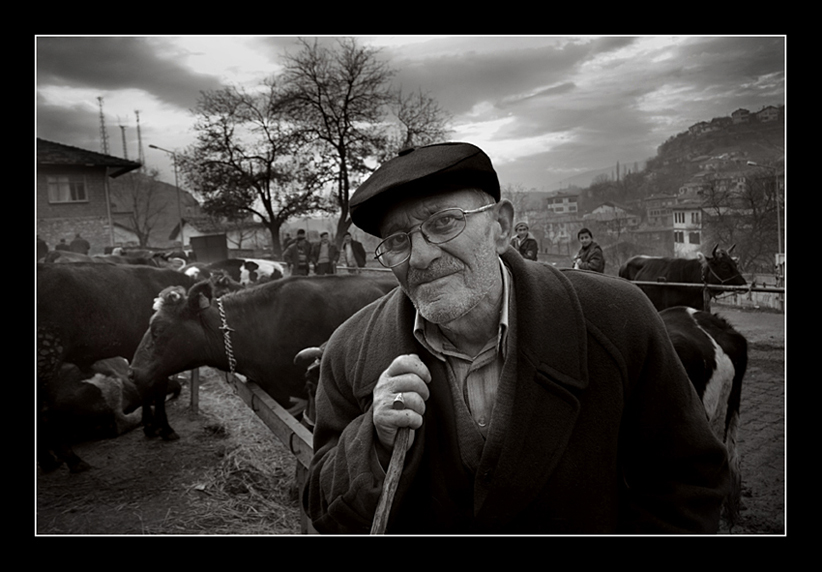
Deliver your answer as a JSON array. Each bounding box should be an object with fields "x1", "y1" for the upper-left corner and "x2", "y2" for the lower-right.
[
  {"x1": 660, "y1": 306, "x2": 747, "y2": 528},
  {"x1": 44, "y1": 357, "x2": 182, "y2": 443},
  {"x1": 37, "y1": 262, "x2": 196, "y2": 473},
  {"x1": 129, "y1": 274, "x2": 399, "y2": 412},
  {"x1": 189, "y1": 258, "x2": 285, "y2": 285},
  {"x1": 44, "y1": 249, "x2": 182, "y2": 269},
  {"x1": 618, "y1": 245, "x2": 746, "y2": 311}
]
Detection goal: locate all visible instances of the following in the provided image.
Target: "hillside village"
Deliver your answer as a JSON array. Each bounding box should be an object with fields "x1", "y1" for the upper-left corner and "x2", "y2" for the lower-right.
[
  {"x1": 37, "y1": 104, "x2": 784, "y2": 275},
  {"x1": 505, "y1": 104, "x2": 784, "y2": 275}
]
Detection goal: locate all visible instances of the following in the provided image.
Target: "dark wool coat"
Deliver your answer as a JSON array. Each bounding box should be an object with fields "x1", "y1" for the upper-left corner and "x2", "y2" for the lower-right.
[
  {"x1": 575, "y1": 241, "x2": 605, "y2": 273},
  {"x1": 304, "y1": 248, "x2": 729, "y2": 534}
]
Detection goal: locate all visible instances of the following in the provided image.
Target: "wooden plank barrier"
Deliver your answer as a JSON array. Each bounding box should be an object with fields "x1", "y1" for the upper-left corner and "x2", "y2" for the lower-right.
[{"x1": 221, "y1": 373, "x2": 317, "y2": 533}]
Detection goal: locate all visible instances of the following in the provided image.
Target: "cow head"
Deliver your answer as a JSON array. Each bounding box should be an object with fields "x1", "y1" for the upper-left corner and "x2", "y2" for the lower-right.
[
  {"x1": 129, "y1": 281, "x2": 216, "y2": 397},
  {"x1": 698, "y1": 244, "x2": 746, "y2": 286}
]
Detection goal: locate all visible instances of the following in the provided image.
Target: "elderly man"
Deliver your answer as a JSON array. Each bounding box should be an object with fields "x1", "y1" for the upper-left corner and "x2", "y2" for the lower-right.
[{"x1": 303, "y1": 142, "x2": 729, "y2": 535}]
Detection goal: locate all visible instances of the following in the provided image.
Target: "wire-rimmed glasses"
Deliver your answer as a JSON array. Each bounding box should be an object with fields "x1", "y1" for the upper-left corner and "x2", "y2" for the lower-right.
[{"x1": 374, "y1": 203, "x2": 496, "y2": 268}]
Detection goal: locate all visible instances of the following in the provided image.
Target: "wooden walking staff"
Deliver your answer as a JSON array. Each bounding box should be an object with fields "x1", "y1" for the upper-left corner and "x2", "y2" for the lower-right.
[{"x1": 370, "y1": 392, "x2": 411, "y2": 535}]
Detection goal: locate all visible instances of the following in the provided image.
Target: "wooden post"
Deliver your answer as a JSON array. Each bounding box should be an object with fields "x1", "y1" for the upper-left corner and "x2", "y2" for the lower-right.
[
  {"x1": 703, "y1": 285, "x2": 712, "y2": 312},
  {"x1": 189, "y1": 368, "x2": 199, "y2": 413}
]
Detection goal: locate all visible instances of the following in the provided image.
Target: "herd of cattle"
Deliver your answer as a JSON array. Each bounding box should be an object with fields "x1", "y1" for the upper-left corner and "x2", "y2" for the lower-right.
[{"x1": 36, "y1": 244, "x2": 748, "y2": 527}]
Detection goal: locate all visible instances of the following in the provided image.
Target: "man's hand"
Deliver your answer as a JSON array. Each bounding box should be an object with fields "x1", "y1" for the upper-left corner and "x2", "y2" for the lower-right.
[{"x1": 372, "y1": 354, "x2": 431, "y2": 452}]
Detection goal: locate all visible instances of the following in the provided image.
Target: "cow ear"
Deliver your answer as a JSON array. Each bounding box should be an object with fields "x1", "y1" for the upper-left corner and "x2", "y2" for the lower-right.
[
  {"x1": 153, "y1": 286, "x2": 186, "y2": 312},
  {"x1": 187, "y1": 280, "x2": 214, "y2": 313}
]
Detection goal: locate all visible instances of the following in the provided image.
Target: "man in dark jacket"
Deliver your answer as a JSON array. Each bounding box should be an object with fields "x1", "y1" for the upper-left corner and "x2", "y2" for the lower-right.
[
  {"x1": 283, "y1": 229, "x2": 312, "y2": 276},
  {"x1": 573, "y1": 227, "x2": 605, "y2": 273},
  {"x1": 340, "y1": 232, "x2": 367, "y2": 273},
  {"x1": 510, "y1": 221, "x2": 538, "y2": 260},
  {"x1": 303, "y1": 142, "x2": 729, "y2": 535}
]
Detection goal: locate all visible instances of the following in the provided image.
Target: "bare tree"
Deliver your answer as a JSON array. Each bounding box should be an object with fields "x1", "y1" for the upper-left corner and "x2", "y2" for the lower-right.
[
  {"x1": 177, "y1": 80, "x2": 331, "y2": 257},
  {"x1": 700, "y1": 173, "x2": 781, "y2": 273},
  {"x1": 108, "y1": 168, "x2": 167, "y2": 247},
  {"x1": 380, "y1": 87, "x2": 452, "y2": 160},
  {"x1": 282, "y1": 38, "x2": 451, "y2": 245}
]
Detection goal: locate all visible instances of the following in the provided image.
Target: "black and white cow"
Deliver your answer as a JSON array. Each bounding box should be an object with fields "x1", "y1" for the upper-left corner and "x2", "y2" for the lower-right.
[{"x1": 660, "y1": 306, "x2": 748, "y2": 527}]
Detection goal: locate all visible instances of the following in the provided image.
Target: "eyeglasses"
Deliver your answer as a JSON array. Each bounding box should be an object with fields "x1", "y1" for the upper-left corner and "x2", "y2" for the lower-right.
[{"x1": 374, "y1": 203, "x2": 496, "y2": 268}]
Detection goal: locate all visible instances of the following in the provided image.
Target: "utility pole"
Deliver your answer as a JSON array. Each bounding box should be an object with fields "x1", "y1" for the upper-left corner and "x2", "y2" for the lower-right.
[
  {"x1": 135, "y1": 110, "x2": 145, "y2": 169},
  {"x1": 98, "y1": 96, "x2": 109, "y2": 155}
]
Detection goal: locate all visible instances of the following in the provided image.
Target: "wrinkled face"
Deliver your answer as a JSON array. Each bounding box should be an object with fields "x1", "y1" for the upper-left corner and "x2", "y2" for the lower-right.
[
  {"x1": 579, "y1": 233, "x2": 592, "y2": 247},
  {"x1": 379, "y1": 189, "x2": 511, "y2": 325}
]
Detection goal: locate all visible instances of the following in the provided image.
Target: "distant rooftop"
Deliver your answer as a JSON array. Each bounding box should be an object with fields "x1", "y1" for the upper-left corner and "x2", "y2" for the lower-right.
[{"x1": 37, "y1": 138, "x2": 142, "y2": 178}]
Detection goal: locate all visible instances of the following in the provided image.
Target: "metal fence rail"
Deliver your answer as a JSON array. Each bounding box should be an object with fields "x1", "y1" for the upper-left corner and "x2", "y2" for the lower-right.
[{"x1": 625, "y1": 280, "x2": 785, "y2": 311}]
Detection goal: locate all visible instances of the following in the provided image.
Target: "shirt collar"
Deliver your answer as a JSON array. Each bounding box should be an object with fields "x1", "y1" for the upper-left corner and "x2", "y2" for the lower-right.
[{"x1": 414, "y1": 257, "x2": 511, "y2": 360}]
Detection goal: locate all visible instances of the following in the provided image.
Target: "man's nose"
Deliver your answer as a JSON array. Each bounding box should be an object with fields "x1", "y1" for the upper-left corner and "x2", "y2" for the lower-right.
[{"x1": 407, "y1": 230, "x2": 441, "y2": 269}]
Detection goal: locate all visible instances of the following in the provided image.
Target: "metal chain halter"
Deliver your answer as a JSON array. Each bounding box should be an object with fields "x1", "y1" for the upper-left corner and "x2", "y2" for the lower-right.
[{"x1": 217, "y1": 297, "x2": 237, "y2": 377}]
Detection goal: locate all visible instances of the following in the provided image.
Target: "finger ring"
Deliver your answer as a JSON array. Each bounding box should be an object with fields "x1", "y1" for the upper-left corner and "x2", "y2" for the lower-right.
[{"x1": 392, "y1": 392, "x2": 406, "y2": 410}]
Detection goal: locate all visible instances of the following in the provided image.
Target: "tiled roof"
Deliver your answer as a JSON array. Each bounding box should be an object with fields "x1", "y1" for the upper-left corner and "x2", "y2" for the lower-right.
[{"x1": 37, "y1": 138, "x2": 142, "y2": 177}]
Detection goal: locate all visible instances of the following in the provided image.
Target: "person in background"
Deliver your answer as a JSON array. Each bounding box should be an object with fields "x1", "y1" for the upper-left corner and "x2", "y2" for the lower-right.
[
  {"x1": 283, "y1": 229, "x2": 312, "y2": 276},
  {"x1": 312, "y1": 232, "x2": 339, "y2": 275},
  {"x1": 510, "y1": 221, "x2": 538, "y2": 260},
  {"x1": 340, "y1": 232, "x2": 367, "y2": 273},
  {"x1": 303, "y1": 141, "x2": 728, "y2": 534},
  {"x1": 69, "y1": 233, "x2": 90, "y2": 255},
  {"x1": 573, "y1": 227, "x2": 605, "y2": 273}
]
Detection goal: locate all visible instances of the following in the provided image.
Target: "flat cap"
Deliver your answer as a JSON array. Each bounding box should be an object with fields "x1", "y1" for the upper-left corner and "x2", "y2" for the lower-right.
[{"x1": 349, "y1": 142, "x2": 500, "y2": 237}]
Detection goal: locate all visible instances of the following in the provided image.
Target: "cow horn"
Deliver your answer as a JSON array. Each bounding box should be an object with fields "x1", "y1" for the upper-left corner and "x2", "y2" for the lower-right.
[
  {"x1": 294, "y1": 346, "x2": 324, "y2": 366},
  {"x1": 712, "y1": 244, "x2": 718, "y2": 257},
  {"x1": 728, "y1": 244, "x2": 736, "y2": 254}
]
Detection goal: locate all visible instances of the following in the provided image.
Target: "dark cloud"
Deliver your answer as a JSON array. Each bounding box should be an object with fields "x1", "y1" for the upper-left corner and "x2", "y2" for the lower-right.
[
  {"x1": 36, "y1": 37, "x2": 225, "y2": 109},
  {"x1": 36, "y1": 93, "x2": 101, "y2": 151}
]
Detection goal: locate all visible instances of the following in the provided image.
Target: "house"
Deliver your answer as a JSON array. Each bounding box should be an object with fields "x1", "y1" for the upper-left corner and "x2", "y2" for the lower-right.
[
  {"x1": 756, "y1": 105, "x2": 781, "y2": 123},
  {"x1": 37, "y1": 138, "x2": 141, "y2": 255},
  {"x1": 642, "y1": 194, "x2": 678, "y2": 228},
  {"x1": 584, "y1": 202, "x2": 640, "y2": 228},
  {"x1": 731, "y1": 108, "x2": 751, "y2": 124},
  {"x1": 545, "y1": 191, "x2": 579, "y2": 215},
  {"x1": 672, "y1": 200, "x2": 704, "y2": 258},
  {"x1": 174, "y1": 214, "x2": 273, "y2": 255}
]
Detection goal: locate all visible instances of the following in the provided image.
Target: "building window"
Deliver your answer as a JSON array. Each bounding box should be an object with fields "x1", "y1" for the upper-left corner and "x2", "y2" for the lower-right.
[
  {"x1": 674, "y1": 231, "x2": 684, "y2": 243},
  {"x1": 47, "y1": 175, "x2": 87, "y2": 203},
  {"x1": 691, "y1": 211, "x2": 700, "y2": 224},
  {"x1": 688, "y1": 232, "x2": 701, "y2": 245}
]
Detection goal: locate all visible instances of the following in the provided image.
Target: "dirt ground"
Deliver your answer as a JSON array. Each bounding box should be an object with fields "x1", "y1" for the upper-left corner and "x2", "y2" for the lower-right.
[{"x1": 35, "y1": 305, "x2": 785, "y2": 536}]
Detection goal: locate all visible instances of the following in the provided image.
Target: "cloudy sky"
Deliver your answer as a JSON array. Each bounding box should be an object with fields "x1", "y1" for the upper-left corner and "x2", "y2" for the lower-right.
[{"x1": 35, "y1": 35, "x2": 785, "y2": 192}]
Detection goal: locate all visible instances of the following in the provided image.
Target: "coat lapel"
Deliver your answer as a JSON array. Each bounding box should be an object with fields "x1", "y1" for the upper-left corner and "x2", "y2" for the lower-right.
[{"x1": 474, "y1": 251, "x2": 589, "y2": 529}]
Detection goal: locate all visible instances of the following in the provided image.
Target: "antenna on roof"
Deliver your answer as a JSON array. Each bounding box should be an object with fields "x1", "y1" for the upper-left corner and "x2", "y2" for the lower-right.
[
  {"x1": 119, "y1": 120, "x2": 129, "y2": 160},
  {"x1": 135, "y1": 110, "x2": 145, "y2": 169},
  {"x1": 97, "y1": 96, "x2": 109, "y2": 155}
]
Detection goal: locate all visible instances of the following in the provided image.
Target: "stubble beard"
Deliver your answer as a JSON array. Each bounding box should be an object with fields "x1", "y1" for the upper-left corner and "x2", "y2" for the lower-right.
[{"x1": 405, "y1": 243, "x2": 500, "y2": 326}]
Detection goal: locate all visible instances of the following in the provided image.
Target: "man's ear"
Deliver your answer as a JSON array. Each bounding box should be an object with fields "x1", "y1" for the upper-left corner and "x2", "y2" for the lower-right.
[{"x1": 493, "y1": 199, "x2": 515, "y2": 252}]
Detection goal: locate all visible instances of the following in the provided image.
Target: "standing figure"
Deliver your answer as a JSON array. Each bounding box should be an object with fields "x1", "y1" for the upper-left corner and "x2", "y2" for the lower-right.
[
  {"x1": 510, "y1": 221, "x2": 538, "y2": 260},
  {"x1": 311, "y1": 232, "x2": 339, "y2": 275},
  {"x1": 340, "y1": 232, "x2": 367, "y2": 273},
  {"x1": 283, "y1": 229, "x2": 312, "y2": 276}
]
